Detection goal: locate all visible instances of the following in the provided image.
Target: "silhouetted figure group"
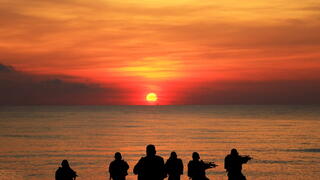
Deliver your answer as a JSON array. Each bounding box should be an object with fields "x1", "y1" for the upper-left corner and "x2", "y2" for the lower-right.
[{"x1": 55, "y1": 145, "x2": 252, "y2": 180}]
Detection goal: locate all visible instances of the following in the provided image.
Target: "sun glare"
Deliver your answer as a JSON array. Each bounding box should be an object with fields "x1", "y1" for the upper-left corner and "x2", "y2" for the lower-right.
[{"x1": 146, "y1": 93, "x2": 158, "y2": 102}]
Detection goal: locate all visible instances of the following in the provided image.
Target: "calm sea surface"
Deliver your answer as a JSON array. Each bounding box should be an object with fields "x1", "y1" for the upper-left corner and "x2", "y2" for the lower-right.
[{"x1": 0, "y1": 105, "x2": 319, "y2": 180}]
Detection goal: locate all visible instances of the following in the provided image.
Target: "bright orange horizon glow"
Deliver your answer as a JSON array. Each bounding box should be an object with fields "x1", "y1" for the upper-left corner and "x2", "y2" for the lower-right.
[{"x1": 0, "y1": 0, "x2": 320, "y2": 105}]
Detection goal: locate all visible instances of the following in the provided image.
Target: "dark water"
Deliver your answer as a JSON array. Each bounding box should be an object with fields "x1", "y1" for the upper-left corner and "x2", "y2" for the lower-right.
[{"x1": 0, "y1": 105, "x2": 319, "y2": 180}]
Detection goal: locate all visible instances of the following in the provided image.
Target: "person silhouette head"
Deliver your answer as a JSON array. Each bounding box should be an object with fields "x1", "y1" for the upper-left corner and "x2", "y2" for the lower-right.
[
  {"x1": 115, "y1": 152, "x2": 122, "y2": 160},
  {"x1": 146, "y1": 144, "x2": 156, "y2": 157},
  {"x1": 231, "y1": 148, "x2": 239, "y2": 156},
  {"x1": 192, "y1": 152, "x2": 200, "y2": 161},
  {"x1": 170, "y1": 151, "x2": 177, "y2": 159},
  {"x1": 56, "y1": 159, "x2": 77, "y2": 180},
  {"x1": 61, "y1": 160, "x2": 70, "y2": 168}
]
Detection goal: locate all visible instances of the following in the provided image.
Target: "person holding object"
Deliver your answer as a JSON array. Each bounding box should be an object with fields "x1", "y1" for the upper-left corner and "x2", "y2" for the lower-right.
[
  {"x1": 224, "y1": 148, "x2": 252, "y2": 180},
  {"x1": 188, "y1": 152, "x2": 217, "y2": 180}
]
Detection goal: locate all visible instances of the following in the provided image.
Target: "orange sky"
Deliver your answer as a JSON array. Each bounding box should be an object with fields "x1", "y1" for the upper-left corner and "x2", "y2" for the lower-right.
[{"x1": 0, "y1": 0, "x2": 320, "y2": 105}]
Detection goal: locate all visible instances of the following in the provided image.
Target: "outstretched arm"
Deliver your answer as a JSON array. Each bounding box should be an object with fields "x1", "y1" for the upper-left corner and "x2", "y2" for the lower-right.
[
  {"x1": 203, "y1": 161, "x2": 215, "y2": 170},
  {"x1": 241, "y1": 156, "x2": 252, "y2": 164}
]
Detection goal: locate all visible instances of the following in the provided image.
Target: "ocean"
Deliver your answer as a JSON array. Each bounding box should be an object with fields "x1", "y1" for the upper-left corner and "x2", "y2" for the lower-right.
[{"x1": 0, "y1": 105, "x2": 319, "y2": 180}]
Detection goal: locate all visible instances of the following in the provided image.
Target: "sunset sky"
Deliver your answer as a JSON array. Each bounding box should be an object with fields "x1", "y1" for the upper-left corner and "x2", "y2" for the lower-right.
[{"x1": 1, "y1": 0, "x2": 320, "y2": 105}]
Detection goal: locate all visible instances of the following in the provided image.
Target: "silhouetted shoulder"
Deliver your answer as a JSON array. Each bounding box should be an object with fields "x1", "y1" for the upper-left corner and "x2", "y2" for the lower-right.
[
  {"x1": 109, "y1": 160, "x2": 129, "y2": 174},
  {"x1": 224, "y1": 155, "x2": 230, "y2": 169},
  {"x1": 55, "y1": 167, "x2": 62, "y2": 180},
  {"x1": 133, "y1": 157, "x2": 145, "y2": 175},
  {"x1": 156, "y1": 155, "x2": 165, "y2": 162},
  {"x1": 133, "y1": 144, "x2": 166, "y2": 180},
  {"x1": 55, "y1": 160, "x2": 77, "y2": 180},
  {"x1": 55, "y1": 167, "x2": 77, "y2": 180},
  {"x1": 187, "y1": 160, "x2": 198, "y2": 178}
]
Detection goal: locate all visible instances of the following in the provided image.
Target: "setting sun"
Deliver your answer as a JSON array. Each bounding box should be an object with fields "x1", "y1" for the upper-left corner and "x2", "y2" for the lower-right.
[{"x1": 146, "y1": 93, "x2": 158, "y2": 102}]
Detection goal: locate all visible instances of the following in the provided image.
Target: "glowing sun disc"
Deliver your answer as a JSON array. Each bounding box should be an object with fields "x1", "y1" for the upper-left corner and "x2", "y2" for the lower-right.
[{"x1": 146, "y1": 93, "x2": 158, "y2": 102}]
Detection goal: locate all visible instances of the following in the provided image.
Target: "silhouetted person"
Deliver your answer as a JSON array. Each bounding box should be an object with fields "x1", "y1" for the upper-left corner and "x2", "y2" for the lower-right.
[
  {"x1": 164, "y1": 151, "x2": 183, "y2": 180},
  {"x1": 188, "y1": 152, "x2": 217, "y2": 180},
  {"x1": 133, "y1": 144, "x2": 166, "y2": 180},
  {"x1": 55, "y1": 160, "x2": 77, "y2": 180},
  {"x1": 109, "y1": 152, "x2": 129, "y2": 180},
  {"x1": 224, "y1": 149, "x2": 252, "y2": 180}
]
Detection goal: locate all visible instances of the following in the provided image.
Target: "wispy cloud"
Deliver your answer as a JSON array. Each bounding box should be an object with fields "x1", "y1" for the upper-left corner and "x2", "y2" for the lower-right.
[{"x1": 0, "y1": 0, "x2": 319, "y2": 104}]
